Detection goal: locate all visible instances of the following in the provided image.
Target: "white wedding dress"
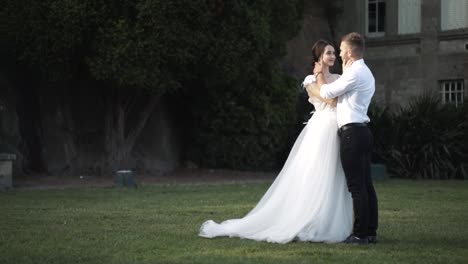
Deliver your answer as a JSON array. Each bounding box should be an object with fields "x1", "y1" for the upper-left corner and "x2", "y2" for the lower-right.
[{"x1": 199, "y1": 76, "x2": 353, "y2": 244}]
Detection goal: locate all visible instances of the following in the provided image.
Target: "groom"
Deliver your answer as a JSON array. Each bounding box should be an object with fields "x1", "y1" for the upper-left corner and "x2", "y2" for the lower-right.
[{"x1": 309, "y1": 32, "x2": 378, "y2": 244}]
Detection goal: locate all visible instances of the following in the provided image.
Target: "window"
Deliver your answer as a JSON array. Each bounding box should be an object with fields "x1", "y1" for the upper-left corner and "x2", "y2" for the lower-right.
[
  {"x1": 441, "y1": 0, "x2": 468, "y2": 31},
  {"x1": 367, "y1": 0, "x2": 386, "y2": 37},
  {"x1": 398, "y1": 0, "x2": 421, "y2": 34},
  {"x1": 440, "y1": 80, "x2": 464, "y2": 107}
]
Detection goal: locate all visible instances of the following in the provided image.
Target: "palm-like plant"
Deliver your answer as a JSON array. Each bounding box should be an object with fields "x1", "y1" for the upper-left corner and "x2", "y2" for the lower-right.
[{"x1": 369, "y1": 93, "x2": 468, "y2": 179}]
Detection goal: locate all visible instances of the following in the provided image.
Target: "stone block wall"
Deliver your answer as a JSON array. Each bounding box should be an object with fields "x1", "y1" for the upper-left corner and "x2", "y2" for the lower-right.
[{"x1": 284, "y1": 0, "x2": 468, "y2": 108}]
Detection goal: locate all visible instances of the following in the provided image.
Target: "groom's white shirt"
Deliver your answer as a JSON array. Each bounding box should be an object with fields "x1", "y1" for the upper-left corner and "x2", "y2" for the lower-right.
[{"x1": 319, "y1": 59, "x2": 375, "y2": 128}]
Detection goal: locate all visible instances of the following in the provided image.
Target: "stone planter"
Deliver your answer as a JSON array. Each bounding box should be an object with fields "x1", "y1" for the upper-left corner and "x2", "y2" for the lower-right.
[
  {"x1": 115, "y1": 170, "x2": 137, "y2": 188},
  {"x1": 0, "y1": 153, "x2": 16, "y2": 191}
]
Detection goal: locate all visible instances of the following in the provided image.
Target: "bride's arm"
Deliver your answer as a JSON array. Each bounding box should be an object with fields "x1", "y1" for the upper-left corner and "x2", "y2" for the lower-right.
[{"x1": 306, "y1": 83, "x2": 337, "y2": 106}]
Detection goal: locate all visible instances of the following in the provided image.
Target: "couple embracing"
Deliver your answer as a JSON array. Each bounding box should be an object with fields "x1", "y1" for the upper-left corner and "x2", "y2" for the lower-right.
[{"x1": 199, "y1": 32, "x2": 378, "y2": 245}]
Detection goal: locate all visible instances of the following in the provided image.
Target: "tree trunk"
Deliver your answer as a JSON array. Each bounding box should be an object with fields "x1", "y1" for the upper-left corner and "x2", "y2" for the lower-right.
[
  {"x1": 14, "y1": 67, "x2": 47, "y2": 173},
  {"x1": 56, "y1": 100, "x2": 77, "y2": 173},
  {"x1": 104, "y1": 93, "x2": 160, "y2": 173}
]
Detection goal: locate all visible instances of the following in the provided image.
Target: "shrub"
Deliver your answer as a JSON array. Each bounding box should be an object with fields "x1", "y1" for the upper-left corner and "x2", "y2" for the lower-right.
[
  {"x1": 369, "y1": 94, "x2": 468, "y2": 179},
  {"x1": 184, "y1": 68, "x2": 298, "y2": 171},
  {"x1": 180, "y1": 0, "x2": 303, "y2": 171}
]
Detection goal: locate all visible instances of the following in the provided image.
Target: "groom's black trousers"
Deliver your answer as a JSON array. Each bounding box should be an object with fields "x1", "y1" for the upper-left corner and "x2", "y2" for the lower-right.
[{"x1": 339, "y1": 124, "x2": 378, "y2": 238}]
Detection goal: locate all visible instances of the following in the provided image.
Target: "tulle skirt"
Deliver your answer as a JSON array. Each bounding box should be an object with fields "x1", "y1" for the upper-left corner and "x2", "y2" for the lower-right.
[{"x1": 199, "y1": 110, "x2": 353, "y2": 243}]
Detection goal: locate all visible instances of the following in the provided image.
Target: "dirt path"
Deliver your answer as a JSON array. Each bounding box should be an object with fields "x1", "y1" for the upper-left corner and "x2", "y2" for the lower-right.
[{"x1": 12, "y1": 169, "x2": 277, "y2": 190}]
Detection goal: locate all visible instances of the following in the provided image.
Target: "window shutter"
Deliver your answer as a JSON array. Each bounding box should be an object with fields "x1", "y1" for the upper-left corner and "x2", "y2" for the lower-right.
[
  {"x1": 398, "y1": 0, "x2": 421, "y2": 34},
  {"x1": 441, "y1": 0, "x2": 468, "y2": 30}
]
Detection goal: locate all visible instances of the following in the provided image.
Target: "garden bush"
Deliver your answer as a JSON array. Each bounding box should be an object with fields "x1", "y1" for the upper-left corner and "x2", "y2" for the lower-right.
[{"x1": 369, "y1": 93, "x2": 468, "y2": 179}]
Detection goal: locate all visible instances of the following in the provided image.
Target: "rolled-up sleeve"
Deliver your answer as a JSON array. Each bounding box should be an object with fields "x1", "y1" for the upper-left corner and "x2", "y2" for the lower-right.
[{"x1": 320, "y1": 68, "x2": 358, "y2": 99}]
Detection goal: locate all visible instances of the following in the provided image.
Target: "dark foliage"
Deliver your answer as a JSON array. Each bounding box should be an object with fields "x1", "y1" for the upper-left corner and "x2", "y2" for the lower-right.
[
  {"x1": 181, "y1": 0, "x2": 304, "y2": 170},
  {"x1": 2, "y1": 0, "x2": 304, "y2": 172},
  {"x1": 369, "y1": 94, "x2": 468, "y2": 179}
]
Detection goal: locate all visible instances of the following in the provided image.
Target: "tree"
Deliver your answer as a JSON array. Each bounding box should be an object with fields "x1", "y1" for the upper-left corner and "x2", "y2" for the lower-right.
[
  {"x1": 181, "y1": 0, "x2": 304, "y2": 170},
  {"x1": 3, "y1": 0, "x2": 213, "y2": 172},
  {"x1": 3, "y1": 0, "x2": 304, "y2": 173},
  {"x1": 86, "y1": 0, "x2": 215, "y2": 171}
]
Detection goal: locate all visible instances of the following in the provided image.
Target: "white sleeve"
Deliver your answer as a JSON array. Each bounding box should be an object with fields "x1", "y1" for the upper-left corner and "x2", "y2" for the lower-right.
[
  {"x1": 320, "y1": 69, "x2": 358, "y2": 99},
  {"x1": 302, "y1": 75, "x2": 316, "y2": 88}
]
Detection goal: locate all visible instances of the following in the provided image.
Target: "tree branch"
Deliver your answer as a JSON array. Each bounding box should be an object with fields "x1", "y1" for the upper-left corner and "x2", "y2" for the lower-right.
[{"x1": 125, "y1": 93, "x2": 160, "y2": 149}]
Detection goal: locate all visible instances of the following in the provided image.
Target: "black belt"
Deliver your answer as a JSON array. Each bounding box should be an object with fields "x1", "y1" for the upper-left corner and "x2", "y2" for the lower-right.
[{"x1": 338, "y1": 122, "x2": 367, "y2": 136}]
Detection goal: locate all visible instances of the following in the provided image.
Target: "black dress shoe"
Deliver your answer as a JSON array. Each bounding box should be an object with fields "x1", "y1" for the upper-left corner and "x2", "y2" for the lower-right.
[
  {"x1": 343, "y1": 235, "x2": 369, "y2": 245},
  {"x1": 368, "y1": 235, "x2": 378, "y2": 244}
]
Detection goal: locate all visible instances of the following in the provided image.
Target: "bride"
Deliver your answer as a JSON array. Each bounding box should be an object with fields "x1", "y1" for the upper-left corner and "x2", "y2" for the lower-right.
[{"x1": 199, "y1": 40, "x2": 353, "y2": 244}]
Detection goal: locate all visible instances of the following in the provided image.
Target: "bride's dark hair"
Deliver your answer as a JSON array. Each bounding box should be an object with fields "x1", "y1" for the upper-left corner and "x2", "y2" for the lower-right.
[{"x1": 311, "y1": 39, "x2": 333, "y2": 63}]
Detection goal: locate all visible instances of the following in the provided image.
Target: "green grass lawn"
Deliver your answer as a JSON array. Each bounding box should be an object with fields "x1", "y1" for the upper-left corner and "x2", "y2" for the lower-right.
[{"x1": 1, "y1": 179, "x2": 467, "y2": 264}]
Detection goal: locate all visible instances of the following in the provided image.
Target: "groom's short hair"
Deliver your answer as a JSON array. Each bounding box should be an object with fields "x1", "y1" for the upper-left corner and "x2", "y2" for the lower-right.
[{"x1": 342, "y1": 32, "x2": 364, "y2": 57}]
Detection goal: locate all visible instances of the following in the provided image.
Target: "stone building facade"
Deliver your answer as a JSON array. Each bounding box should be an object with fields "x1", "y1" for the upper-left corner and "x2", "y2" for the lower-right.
[{"x1": 285, "y1": 0, "x2": 468, "y2": 108}]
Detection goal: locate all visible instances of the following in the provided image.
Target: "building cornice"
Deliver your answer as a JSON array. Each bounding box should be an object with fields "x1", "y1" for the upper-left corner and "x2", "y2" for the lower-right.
[
  {"x1": 438, "y1": 30, "x2": 468, "y2": 41},
  {"x1": 365, "y1": 29, "x2": 468, "y2": 47},
  {"x1": 366, "y1": 35, "x2": 421, "y2": 47}
]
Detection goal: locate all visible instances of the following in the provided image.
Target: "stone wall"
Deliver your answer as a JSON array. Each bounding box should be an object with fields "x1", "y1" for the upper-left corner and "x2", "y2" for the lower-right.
[
  {"x1": 0, "y1": 72, "x2": 180, "y2": 176},
  {"x1": 0, "y1": 73, "x2": 24, "y2": 174},
  {"x1": 38, "y1": 95, "x2": 181, "y2": 176},
  {"x1": 366, "y1": 0, "x2": 468, "y2": 107},
  {"x1": 283, "y1": 1, "x2": 335, "y2": 79},
  {"x1": 284, "y1": 0, "x2": 468, "y2": 108}
]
